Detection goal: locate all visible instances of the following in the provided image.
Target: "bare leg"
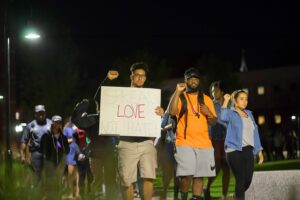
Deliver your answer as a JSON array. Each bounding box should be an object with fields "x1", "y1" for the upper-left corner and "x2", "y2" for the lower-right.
[
  {"x1": 180, "y1": 176, "x2": 192, "y2": 200},
  {"x1": 123, "y1": 184, "x2": 134, "y2": 200},
  {"x1": 143, "y1": 178, "x2": 154, "y2": 200},
  {"x1": 192, "y1": 177, "x2": 204, "y2": 196}
]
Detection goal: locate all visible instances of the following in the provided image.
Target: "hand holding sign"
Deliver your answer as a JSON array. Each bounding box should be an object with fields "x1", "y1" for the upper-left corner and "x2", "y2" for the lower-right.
[{"x1": 155, "y1": 106, "x2": 164, "y2": 117}]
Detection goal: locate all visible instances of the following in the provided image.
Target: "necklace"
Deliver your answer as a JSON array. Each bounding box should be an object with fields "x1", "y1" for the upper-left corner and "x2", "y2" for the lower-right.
[{"x1": 186, "y1": 93, "x2": 200, "y2": 118}]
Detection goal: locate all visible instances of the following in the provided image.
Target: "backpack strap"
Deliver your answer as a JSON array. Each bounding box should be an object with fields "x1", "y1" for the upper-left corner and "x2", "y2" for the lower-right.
[
  {"x1": 178, "y1": 93, "x2": 187, "y2": 121},
  {"x1": 198, "y1": 90, "x2": 204, "y2": 104},
  {"x1": 198, "y1": 90, "x2": 209, "y2": 121},
  {"x1": 183, "y1": 109, "x2": 188, "y2": 139},
  {"x1": 178, "y1": 94, "x2": 188, "y2": 139}
]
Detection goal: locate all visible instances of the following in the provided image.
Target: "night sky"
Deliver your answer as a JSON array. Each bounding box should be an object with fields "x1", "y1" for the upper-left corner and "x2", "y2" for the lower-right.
[{"x1": 9, "y1": 1, "x2": 300, "y2": 77}]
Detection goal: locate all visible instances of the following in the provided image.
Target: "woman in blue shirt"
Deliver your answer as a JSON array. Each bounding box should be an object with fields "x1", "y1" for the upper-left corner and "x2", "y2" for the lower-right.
[{"x1": 221, "y1": 90, "x2": 263, "y2": 200}]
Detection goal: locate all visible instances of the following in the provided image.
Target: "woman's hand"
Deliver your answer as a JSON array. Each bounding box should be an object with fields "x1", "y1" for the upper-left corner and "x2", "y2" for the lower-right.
[
  {"x1": 222, "y1": 94, "x2": 231, "y2": 108},
  {"x1": 257, "y1": 150, "x2": 264, "y2": 164}
]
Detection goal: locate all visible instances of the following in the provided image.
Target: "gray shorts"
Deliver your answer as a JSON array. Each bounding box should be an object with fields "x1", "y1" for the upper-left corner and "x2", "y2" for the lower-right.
[{"x1": 175, "y1": 146, "x2": 216, "y2": 177}]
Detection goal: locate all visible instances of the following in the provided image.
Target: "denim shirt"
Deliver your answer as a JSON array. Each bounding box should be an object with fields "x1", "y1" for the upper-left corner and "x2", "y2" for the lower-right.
[{"x1": 220, "y1": 108, "x2": 263, "y2": 155}]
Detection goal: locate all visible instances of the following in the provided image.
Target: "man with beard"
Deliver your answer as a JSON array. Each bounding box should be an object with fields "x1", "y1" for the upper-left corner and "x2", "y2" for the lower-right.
[
  {"x1": 168, "y1": 68, "x2": 217, "y2": 200},
  {"x1": 20, "y1": 105, "x2": 52, "y2": 186}
]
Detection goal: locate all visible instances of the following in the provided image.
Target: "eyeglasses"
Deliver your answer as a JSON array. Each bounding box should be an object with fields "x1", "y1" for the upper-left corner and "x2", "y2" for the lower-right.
[{"x1": 133, "y1": 74, "x2": 146, "y2": 79}]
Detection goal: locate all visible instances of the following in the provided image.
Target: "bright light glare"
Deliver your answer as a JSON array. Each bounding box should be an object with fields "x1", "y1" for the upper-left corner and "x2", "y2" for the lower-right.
[
  {"x1": 291, "y1": 115, "x2": 296, "y2": 120},
  {"x1": 15, "y1": 123, "x2": 27, "y2": 133},
  {"x1": 15, "y1": 125, "x2": 23, "y2": 133},
  {"x1": 0, "y1": 95, "x2": 3, "y2": 100},
  {"x1": 25, "y1": 33, "x2": 40, "y2": 40}
]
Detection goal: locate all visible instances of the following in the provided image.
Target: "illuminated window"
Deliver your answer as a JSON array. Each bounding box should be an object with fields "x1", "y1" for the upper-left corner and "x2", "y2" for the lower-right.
[
  {"x1": 274, "y1": 115, "x2": 282, "y2": 124},
  {"x1": 258, "y1": 115, "x2": 265, "y2": 125},
  {"x1": 15, "y1": 112, "x2": 20, "y2": 120},
  {"x1": 257, "y1": 86, "x2": 265, "y2": 95}
]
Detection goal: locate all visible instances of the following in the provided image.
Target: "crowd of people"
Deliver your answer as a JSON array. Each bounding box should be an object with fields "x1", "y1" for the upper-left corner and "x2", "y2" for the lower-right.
[{"x1": 19, "y1": 62, "x2": 266, "y2": 200}]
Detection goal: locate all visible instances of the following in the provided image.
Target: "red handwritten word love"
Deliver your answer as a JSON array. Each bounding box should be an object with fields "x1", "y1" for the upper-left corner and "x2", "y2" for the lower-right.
[{"x1": 117, "y1": 104, "x2": 145, "y2": 118}]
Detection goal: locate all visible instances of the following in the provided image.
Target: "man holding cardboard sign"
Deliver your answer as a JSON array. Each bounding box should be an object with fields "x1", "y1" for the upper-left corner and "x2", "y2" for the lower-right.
[{"x1": 96, "y1": 63, "x2": 163, "y2": 200}]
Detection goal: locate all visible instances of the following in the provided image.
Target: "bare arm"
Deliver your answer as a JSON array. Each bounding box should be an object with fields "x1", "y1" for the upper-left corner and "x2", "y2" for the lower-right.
[
  {"x1": 20, "y1": 126, "x2": 30, "y2": 163},
  {"x1": 222, "y1": 94, "x2": 231, "y2": 108},
  {"x1": 20, "y1": 143, "x2": 27, "y2": 163},
  {"x1": 257, "y1": 150, "x2": 264, "y2": 164},
  {"x1": 94, "y1": 70, "x2": 119, "y2": 112},
  {"x1": 167, "y1": 83, "x2": 186, "y2": 116}
]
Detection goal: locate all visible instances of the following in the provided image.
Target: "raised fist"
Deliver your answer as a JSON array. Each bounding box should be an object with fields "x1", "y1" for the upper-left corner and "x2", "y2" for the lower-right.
[
  {"x1": 176, "y1": 83, "x2": 186, "y2": 93},
  {"x1": 107, "y1": 70, "x2": 119, "y2": 80},
  {"x1": 224, "y1": 93, "x2": 231, "y2": 102}
]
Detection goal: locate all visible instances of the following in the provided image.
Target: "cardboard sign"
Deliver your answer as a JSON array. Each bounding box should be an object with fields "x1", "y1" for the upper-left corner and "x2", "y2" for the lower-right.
[{"x1": 99, "y1": 86, "x2": 161, "y2": 137}]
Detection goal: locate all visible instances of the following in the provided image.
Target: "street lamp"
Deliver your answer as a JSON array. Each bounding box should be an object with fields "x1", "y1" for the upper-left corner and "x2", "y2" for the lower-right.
[
  {"x1": 25, "y1": 33, "x2": 41, "y2": 39},
  {"x1": 5, "y1": 32, "x2": 41, "y2": 168},
  {"x1": 24, "y1": 28, "x2": 41, "y2": 40},
  {"x1": 4, "y1": 2, "x2": 41, "y2": 176}
]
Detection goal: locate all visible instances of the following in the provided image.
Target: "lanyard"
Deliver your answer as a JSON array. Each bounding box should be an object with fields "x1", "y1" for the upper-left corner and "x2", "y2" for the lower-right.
[{"x1": 186, "y1": 94, "x2": 200, "y2": 118}]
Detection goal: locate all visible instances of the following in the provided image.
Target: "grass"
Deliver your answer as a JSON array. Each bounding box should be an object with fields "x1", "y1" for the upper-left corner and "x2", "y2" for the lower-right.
[{"x1": 0, "y1": 159, "x2": 299, "y2": 199}]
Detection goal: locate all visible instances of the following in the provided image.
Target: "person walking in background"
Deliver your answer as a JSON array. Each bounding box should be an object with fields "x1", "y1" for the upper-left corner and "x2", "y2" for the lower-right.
[
  {"x1": 63, "y1": 119, "x2": 83, "y2": 199},
  {"x1": 20, "y1": 105, "x2": 52, "y2": 187},
  {"x1": 205, "y1": 81, "x2": 230, "y2": 200},
  {"x1": 259, "y1": 123, "x2": 273, "y2": 161},
  {"x1": 221, "y1": 90, "x2": 264, "y2": 200},
  {"x1": 40, "y1": 115, "x2": 69, "y2": 199},
  {"x1": 168, "y1": 68, "x2": 217, "y2": 200},
  {"x1": 273, "y1": 127, "x2": 285, "y2": 160},
  {"x1": 157, "y1": 112, "x2": 180, "y2": 200},
  {"x1": 76, "y1": 128, "x2": 94, "y2": 197}
]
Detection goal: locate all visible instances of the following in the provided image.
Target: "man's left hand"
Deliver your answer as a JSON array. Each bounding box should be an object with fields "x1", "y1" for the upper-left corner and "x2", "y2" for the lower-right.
[
  {"x1": 155, "y1": 106, "x2": 164, "y2": 117},
  {"x1": 200, "y1": 104, "x2": 213, "y2": 118}
]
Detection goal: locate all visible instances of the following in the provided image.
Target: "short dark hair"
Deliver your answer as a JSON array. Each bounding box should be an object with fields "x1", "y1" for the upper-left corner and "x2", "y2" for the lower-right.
[
  {"x1": 130, "y1": 62, "x2": 149, "y2": 74},
  {"x1": 209, "y1": 80, "x2": 228, "y2": 97}
]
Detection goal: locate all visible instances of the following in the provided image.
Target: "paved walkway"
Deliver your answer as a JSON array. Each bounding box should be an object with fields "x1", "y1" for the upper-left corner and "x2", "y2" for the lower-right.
[{"x1": 134, "y1": 197, "x2": 173, "y2": 200}]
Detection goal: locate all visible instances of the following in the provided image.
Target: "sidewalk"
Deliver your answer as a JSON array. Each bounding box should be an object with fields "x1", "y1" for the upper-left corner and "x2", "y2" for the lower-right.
[{"x1": 134, "y1": 197, "x2": 173, "y2": 200}]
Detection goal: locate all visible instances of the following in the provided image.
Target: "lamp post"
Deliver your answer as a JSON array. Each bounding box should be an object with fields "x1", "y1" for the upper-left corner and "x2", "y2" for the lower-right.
[{"x1": 4, "y1": 1, "x2": 40, "y2": 175}]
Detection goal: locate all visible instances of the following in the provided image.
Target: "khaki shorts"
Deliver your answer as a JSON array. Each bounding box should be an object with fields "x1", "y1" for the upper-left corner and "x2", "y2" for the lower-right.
[
  {"x1": 117, "y1": 139, "x2": 157, "y2": 186},
  {"x1": 175, "y1": 146, "x2": 215, "y2": 177}
]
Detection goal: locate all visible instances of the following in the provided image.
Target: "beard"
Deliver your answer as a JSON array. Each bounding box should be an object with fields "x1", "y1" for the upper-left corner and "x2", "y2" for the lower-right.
[{"x1": 186, "y1": 85, "x2": 199, "y2": 93}]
